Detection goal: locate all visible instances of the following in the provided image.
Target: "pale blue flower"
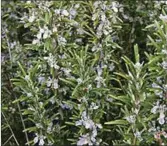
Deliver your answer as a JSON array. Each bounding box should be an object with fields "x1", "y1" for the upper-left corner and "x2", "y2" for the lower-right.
[
  {"x1": 97, "y1": 65, "x2": 103, "y2": 76},
  {"x1": 28, "y1": 13, "x2": 35, "y2": 22},
  {"x1": 46, "y1": 77, "x2": 59, "y2": 89},
  {"x1": 34, "y1": 134, "x2": 45, "y2": 146},
  {"x1": 47, "y1": 77, "x2": 52, "y2": 87},
  {"x1": 44, "y1": 53, "x2": 60, "y2": 69},
  {"x1": 77, "y1": 28, "x2": 84, "y2": 35},
  {"x1": 61, "y1": 9, "x2": 69, "y2": 16},
  {"x1": 95, "y1": 76, "x2": 105, "y2": 88},
  {"x1": 27, "y1": 93, "x2": 32, "y2": 97},
  {"x1": 151, "y1": 105, "x2": 159, "y2": 114},
  {"x1": 158, "y1": 112, "x2": 165, "y2": 125},
  {"x1": 53, "y1": 79, "x2": 59, "y2": 89},
  {"x1": 162, "y1": 49, "x2": 167, "y2": 55},
  {"x1": 32, "y1": 39, "x2": 40, "y2": 44},
  {"x1": 111, "y1": 1, "x2": 119, "y2": 12},
  {"x1": 54, "y1": 9, "x2": 61, "y2": 15},
  {"x1": 161, "y1": 61, "x2": 167, "y2": 70},
  {"x1": 61, "y1": 68, "x2": 71, "y2": 77},
  {"x1": 159, "y1": 14, "x2": 167, "y2": 21},
  {"x1": 109, "y1": 63, "x2": 115, "y2": 71},
  {"x1": 69, "y1": 8, "x2": 77, "y2": 17},
  {"x1": 158, "y1": 105, "x2": 166, "y2": 125},
  {"x1": 81, "y1": 111, "x2": 88, "y2": 120},
  {"x1": 90, "y1": 102, "x2": 99, "y2": 110},
  {"x1": 43, "y1": 28, "x2": 52, "y2": 39},
  {"x1": 60, "y1": 103, "x2": 73, "y2": 110},
  {"x1": 24, "y1": 75, "x2": 30, "y2": 81},
  {"x1": 38, "y1": 76, "x2": 45, "y2": 84},
  {"x1": 39, "y1": 138, "x2": 45, "y2": 146},
  {"x1": 125, "y1": 115, "x2": 136, "y2": 123},
  {"x1": 77, "y1": 78, "x2": 83, "y2": 84},
  {"x1": 84, "y1": 119, "x2": 94, "y2": 129},
  {"x1": 134, "y1": 131, "x2": 143, "y2": 141},
  {"x1": 75, "y1": 120, "x2": 83, "y2": 126},
  {"x1": 101, "y1": 13, "x2": 106, "y2": 22},
  {"x1": 77, "y1": 134, "x2": 91, "y2": 146},
  {"x1": 57, "y1": 35, "x2": 67, "y2": 46}
]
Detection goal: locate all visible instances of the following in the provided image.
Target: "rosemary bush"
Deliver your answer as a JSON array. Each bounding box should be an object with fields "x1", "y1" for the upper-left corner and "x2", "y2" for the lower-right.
[{"x1": 1, "y1": 0, "x2": 167, "y2": 146}]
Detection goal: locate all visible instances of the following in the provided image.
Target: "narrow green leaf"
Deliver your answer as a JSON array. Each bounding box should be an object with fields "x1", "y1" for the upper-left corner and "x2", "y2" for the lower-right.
[
  {"x1": 65, "y1": 122, "x2": 75, "y2": 126},
  {"x1": 147, "y1": 35, "x2": 160, "y2": 49},
  {"x1": 109, "y1": 94, "x2": 129, "y2": 104},
  {"x1": 59, "y1": 78, "x2": 76, "y2": 86},
  {"x1": 114, "y1": 72, "x2": 129, "y2": 80},
  {"x1": 105, "y1": 120, "x2": 128, "y2": 125},
  {"x1": 67, "y1": 139, "x2": 76, "y2": 142},
  {"x1": 134, "y1": 44, "x2": 139, "y2": 63},
  {"x1": 23, "y1": 126, "x2": 37, "y2": 132},
  {"x1": 17, "y1": 61, "x2": 26, "y2": 76}
]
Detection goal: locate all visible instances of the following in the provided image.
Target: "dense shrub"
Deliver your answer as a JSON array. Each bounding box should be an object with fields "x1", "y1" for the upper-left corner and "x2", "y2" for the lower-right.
[{"x1": 1, "y1": 0, "x2": 167, "y2": 145}]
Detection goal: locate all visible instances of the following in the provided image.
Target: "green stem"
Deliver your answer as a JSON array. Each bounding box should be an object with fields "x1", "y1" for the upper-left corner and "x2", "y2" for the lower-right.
[
  {"x1": 6, "y1": 33, "x2": 30, "y2": 145},
  {"x1": 16, "y1": 99, "x2": 30, "y2": 146},
  {"x1": 9, "y1": 77, "x2": 30, "y2": 146},
  {"x1": 133, "y1": 136, "x2": 137, "y2": 146},
  {"x1": 2, "y1": 112, "x2": 20, "y2": 146}
]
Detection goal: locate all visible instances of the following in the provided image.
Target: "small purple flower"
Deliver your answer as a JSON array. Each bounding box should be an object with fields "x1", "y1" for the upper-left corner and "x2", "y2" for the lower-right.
[
  {"x1": 38, "y1": 76, "x2": 45, "y2": 84},
  {"x1": 84, "y1": 119, "x2": 94, "y2": 129},
  {"x1": 161, "y1": 61, "x2": 167, "y2": 70},
  {"x1": 77, "y1": 134, "x2": 91, "y2": 146},
  {"x1": 60, "y1": 103, "x2": 73, "y2": 110},
  {"x1": 77, "y1": 28, "x2": 84, "y2": 35},
  {"x1": 151, "y1": 105, "x2": 159, "y2": 114},
  {"x1": 97, "y1": 65, "x2": 103, "y2": 76},
  {"x1": 90, "y1": 102, "x2": 99, "y2": 110},
  {"x1": 75, "y1": 120, "x2": 83, "y2": 126},
  {"x1": 54, "y1": 9, "x2": 61, "y2": 15},
  {"x1": 125, "y1": 115, "x2": 136, "y2": 123},
  {"x1": 69, "y1": 8, "x2": 77, "y2": 17},
  {"x1": 61, "y1": 9, "x2": 69, "y2": 16},
  {"x1": 109, "y1": 63, "x2": 115, "y2": 71},
  {"x1": 53, "y1": 79, "x2": 59, "y2": 89},
  {"x1": 33, "y1": 134, "x2": 45, "y2": 146}
]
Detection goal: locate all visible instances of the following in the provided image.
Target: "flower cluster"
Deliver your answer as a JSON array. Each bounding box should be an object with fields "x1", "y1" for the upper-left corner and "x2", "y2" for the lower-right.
[
  {"x1": 125, "y1": 115, "x2": 136, "y2": 124},
  {"x1": 95, "y1": 65, "x2": 106, "y2": 88},
  {"x1": 47, "y1": 77, "x2": 59, "y2": 89},
  {"x1": 44, "y1": 53, "x2": 60, "y2": 70},
  {"x1": 2, "y1": 0, "x2": 167, "y2": 146},
  {"x1": 34, "y1": 133, "x2": 46, "y2": 146},
  {"x1": 151, "y1": 101, "x2": 167, "y2": 125},
  {"x1": 152, "y1": 78, "x2": 167, "y2": 99},
  {"x1": 76, "y1": 111, "x2": 102, "y2": 146},
  {"x1": 161, "y1": 48, "x2": 167, "y2": 70}
]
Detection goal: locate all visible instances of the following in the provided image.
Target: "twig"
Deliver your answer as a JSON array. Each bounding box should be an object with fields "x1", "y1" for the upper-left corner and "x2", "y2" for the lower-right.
[
  {"x1": 5, "y1": 30, "x2": 30, "y2": 145},
  {"x1": 15, "y1": 95, "x2": 30, "y2": 146},
  {"x1": 3, "y1": 135, "x2": 13, "y2": 146},
  {"x1": 2, "y1": 112, "x2": 19, "y2": 146}
]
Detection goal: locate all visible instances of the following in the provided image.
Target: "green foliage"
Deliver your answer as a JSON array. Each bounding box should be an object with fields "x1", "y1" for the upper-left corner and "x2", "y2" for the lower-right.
[{"x1": 1, "y1": 0, "x2": 167, "y2": 146}]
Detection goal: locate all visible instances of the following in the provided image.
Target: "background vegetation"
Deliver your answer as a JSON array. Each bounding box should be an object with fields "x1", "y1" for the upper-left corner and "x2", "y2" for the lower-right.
[{"x1": 1, "y1": 0, "x2": 167, "y2": 145}]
